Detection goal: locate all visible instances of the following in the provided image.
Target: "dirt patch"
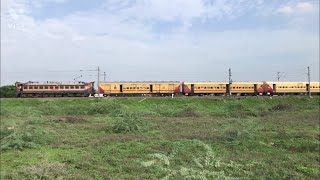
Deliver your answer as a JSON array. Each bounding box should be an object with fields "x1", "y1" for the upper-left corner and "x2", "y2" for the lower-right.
[
  {"x1": 92, "y1": 134, "x2": 149, "y2": 143},
  {"x1": 271, "y1": 104, "x2": 292, "y2": 111},
  {"x1": 176, "y1": 108, "x2": 200, "y2": 117},
  {"x1": 157, "y1": 117, "x2": 186, "y2": 123},
  {"x1": 54, "y1": 116, "x2": 87, "y2": 123}
]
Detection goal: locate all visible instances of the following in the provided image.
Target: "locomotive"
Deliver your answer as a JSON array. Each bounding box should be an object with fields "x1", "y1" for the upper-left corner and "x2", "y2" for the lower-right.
[
  {"x1": 15, "y1": 81, "x2": 94, "y2": 97},
  {"x1": 15, "y1": 81, "x2": 320, "y2": 97}
]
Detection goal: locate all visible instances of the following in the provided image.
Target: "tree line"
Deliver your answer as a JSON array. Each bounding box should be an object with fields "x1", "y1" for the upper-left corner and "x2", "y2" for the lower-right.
[{"x1": 0, "y1": 85, "x2": 15, "y2": 98}]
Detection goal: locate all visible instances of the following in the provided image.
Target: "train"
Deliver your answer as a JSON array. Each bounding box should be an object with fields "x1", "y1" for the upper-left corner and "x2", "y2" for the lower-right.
[
  {"x1": 15, "y1": 81, "x2": 95, "y2": 97},
  {"x1": 15, "y1": 81, "x2": 320, "y2": 97}
]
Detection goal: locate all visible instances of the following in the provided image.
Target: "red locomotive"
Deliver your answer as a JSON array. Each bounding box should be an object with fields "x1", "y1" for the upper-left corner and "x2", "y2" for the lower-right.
[{"x1": 15, "y1": 81, "x2": 94, "y2": 97}]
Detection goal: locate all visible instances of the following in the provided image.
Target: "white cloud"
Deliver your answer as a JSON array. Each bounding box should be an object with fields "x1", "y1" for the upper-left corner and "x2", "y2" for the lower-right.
[
  {"x1": 1, "y1": 0, "x2": 319, "y2": 85},
  {"x1": 277, "y1": 2, "x2": 317, "y2": 16}
]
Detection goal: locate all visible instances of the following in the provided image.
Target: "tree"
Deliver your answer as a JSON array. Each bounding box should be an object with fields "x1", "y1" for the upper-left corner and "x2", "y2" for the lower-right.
[{"x1": 0, "y1": 85, "x2": 16, "y2": 98}]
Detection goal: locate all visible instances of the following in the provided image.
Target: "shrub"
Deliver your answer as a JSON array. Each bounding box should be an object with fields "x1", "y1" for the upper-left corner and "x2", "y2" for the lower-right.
[
  {"x1": 0, "y1": 85, "x2": 15, "y2": 98},
  {"x1": 1, "y1": 128, "x2": 52, "y2": 151},
  {"x1": 141, "y1": 140, "x2": 229, "y2": 179},
  {"x1": 10, "y1": 159, "x2": 71, "y2": 179},
  {"x1": 112, "y1": 113, "x2": 147, "y2": 133}
]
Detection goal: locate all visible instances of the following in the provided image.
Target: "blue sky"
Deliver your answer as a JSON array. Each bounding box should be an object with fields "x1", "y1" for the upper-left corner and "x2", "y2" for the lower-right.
[{"x1": 1, "y1": 0, "x2": 319, "y2": 85}]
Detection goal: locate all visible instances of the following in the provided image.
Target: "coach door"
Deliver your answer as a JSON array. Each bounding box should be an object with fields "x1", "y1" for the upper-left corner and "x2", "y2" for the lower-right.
[
  {"x1": 191, "y1": 84, "x2": 195, "y2": 94},
  {"x1": 254, "y1": 84, "x2": 258, "y2": 94},
  {"x1": 150, "y1": 85, "x2": 153, "y2": 93},
  {"x1": 120, "y1": 85, "x2": 123, "y2": 93}
]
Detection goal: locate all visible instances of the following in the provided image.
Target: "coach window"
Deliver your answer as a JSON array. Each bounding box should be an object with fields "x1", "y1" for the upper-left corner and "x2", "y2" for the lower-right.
[
  {"x1": 59, "y1": 86, "x2": 64, "y2": 89},
  {"x1": 24, "y1": 86, "x2": 28, "y2": 89},
  {"x1": 50, "y1": 86, "x2": 54, "y2": 89},
  {"x1": 44, "y1": 86, "x2": 48, "y2": 89},
  {"x1": 40, "y1": 86, "x2": 43, "y2": 89},
  {"x1": 34, "y1": 86, "x2": 38, "y2": 89},
  {"x1": 65, "y1": 86, "x2": 69, "y2": 89},
  {"x1": 55, "y1": 86, "x2": 58, "y2": 89},
  {"x1": 80, "y1": 86, "x2": 85, "y2": 89},
  {"x1": 29, "y1": 86, "x2": 33, "y2": 89}
]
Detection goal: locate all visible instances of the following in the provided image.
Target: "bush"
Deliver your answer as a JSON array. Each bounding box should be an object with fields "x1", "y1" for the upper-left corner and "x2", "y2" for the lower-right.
[
  {"x1": 10, "y1": 159, "x2": 71, "y2": 179},
  {"x1": 112, "y1": 113, "x2": 147, "y2": 133},
  {"x1": 0, "y1": 85, "x2": 15, "y2": 98},
  {"x1": 141, "y1": 140, "x2": 228, "y2": 179},
  {"x1": 1, "y1": 128, "x2": 52, "y2": 151}
]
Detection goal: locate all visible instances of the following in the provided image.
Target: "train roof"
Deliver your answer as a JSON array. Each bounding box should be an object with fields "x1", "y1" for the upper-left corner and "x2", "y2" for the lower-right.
[
  {"x1": 266, "y1": 81, "x2": 320, "y2": 84},
  {"x1": 100, "y1": 81, "x2": 180, "y2": 84},
  {"x1": 16, "y1": 81, "x2": 92, "y2": 85},
  {"x1": 183, "y1": 81, "x2": 261, "y2": 84}
]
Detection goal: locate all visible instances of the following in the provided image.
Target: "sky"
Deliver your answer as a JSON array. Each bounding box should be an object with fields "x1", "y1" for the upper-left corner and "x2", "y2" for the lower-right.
[{"x1": 1, "y1": 0, "x2": 319, "y2": 85}]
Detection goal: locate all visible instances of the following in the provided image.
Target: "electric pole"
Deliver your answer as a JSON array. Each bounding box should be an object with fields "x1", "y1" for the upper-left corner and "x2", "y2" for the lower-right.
[
  {"x1": 277, "y1": 72, "x2": 280, "y2": 81},
  {"x1": 80, "y1": 67, "x2": 101, "y2": 98},
  {"x1": 307, "y1": 66, "x2": 311, "y2": 97},
  {"x1": 97, "y1": 66, "x2": 100, "y2": 98},
  {"x1": 103, "y1": 72, "x2": 106, "y2": 82},
  {"x1": 228, "y1": 68, "x2": 232, "y2": 96}
]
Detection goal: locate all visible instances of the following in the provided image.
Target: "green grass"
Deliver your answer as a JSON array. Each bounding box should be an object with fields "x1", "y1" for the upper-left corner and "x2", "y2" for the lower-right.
[{"x1": 0, "y1": 96, "x2": 319, "y2": 179}]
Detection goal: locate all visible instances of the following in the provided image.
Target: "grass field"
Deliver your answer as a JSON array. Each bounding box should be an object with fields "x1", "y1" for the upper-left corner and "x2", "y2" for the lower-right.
[{"x1": 0, "y1": 97, "x2": 319, "y2": 179}]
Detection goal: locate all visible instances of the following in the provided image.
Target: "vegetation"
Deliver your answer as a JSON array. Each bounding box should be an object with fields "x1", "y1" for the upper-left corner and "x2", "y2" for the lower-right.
[
  {"x1": 0, "y1": 85, "x2": 15, "y2": 98},
  {"x1": 0, "y1": 97, "x2": 319, "y2": 179}
]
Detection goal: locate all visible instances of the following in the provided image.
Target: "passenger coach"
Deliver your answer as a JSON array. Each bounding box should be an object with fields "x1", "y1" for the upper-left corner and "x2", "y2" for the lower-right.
[{"x1": 99, "y1": 81, "x2": 181, "y2": 96}]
